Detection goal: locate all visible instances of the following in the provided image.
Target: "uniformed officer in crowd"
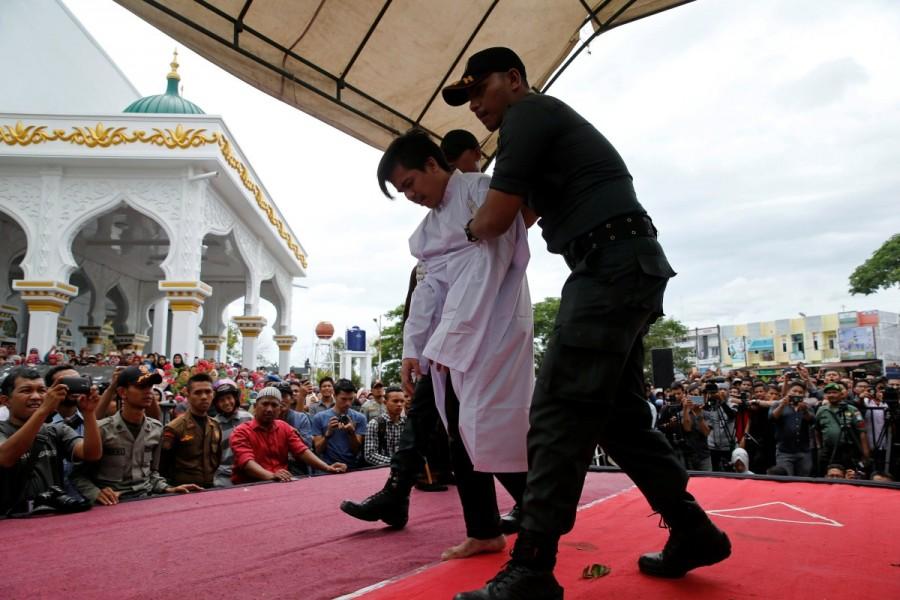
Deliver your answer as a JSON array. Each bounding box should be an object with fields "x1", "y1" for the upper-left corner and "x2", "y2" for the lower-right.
[
  {"x1": 72, "y1": 365, "x2": 202, "y2": 505},
  {"x1": 160, "y1": 372, "x2": 222, "y2": 488},
  {"x1": 443, "y1": 48, "x2": 731, "y2": 600}
]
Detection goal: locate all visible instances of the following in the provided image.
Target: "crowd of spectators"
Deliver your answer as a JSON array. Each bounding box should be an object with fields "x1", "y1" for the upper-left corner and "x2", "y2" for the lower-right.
[
  {"x1": 0, "y1": 346, "x2": 407, "y2": 517},
  {"x1": 2, "y1": 346, "x2": 896, "y2": 519},
  {"x1": 650, "y1": 364, "x2": 898, "y2": 482}
]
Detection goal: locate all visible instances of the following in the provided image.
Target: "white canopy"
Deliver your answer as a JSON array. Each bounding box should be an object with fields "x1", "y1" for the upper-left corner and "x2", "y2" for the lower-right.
[{"x1": 116, "y1": 0, "x2": 693, "y2": 156}]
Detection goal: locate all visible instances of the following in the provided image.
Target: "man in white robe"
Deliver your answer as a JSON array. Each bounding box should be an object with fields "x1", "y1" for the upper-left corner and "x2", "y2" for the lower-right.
[{"x1": 340, "y1": 129, "x2": 532, "y2": 560}]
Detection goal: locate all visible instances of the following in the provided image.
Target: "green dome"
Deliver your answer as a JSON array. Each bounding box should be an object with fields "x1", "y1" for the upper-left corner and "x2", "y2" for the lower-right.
[{"x1": 124, "y1": 51, "x2": 204, "y2": 114}]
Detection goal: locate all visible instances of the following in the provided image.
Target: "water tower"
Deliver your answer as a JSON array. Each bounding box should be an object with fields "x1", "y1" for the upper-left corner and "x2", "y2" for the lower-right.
[{"x1": 312, "y1": 321, "x2": 337, "y2": 377}]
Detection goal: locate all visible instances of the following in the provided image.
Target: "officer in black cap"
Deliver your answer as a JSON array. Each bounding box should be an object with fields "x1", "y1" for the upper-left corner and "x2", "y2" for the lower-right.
[{"x1": 444, "y1": 48, "x2": 731, "y2": 600}]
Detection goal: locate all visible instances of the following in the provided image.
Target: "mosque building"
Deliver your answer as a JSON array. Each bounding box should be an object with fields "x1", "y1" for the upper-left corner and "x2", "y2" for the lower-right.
[{"x1": 0, "y1": 0, "x2": 306, "y2": 372}]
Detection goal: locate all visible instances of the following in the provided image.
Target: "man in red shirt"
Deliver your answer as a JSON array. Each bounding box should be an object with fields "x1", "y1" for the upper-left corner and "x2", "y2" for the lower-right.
[{"x1": 230, "y1": 389, "x2": 346, "y2": 483}]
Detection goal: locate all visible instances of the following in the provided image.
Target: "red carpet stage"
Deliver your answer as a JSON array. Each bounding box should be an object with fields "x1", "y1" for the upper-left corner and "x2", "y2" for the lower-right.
[
  {"x1": 352, "y1": 477, "x2": 900, "y2": 600},
  {"x1": 7, "y1": 471, "x2": 898, "y2": 600},
  {"x1": 2, "y1": 469, "x2": 630, "y2": 600}
]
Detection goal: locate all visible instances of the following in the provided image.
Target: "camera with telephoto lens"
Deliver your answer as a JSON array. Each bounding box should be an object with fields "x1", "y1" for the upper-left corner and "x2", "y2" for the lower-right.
[
  {"x1": 337, "y1": 414, "x2": 350, "y2": 426},
  {"x1": 789, "y1": 395, "x2": 805, "y2": 405},
  {"x1": 702, "y1": 381, "x2": 719, "y2": 409},
  {"x1": 59, "y1": 376, "x2": 91, "y2": 395}
]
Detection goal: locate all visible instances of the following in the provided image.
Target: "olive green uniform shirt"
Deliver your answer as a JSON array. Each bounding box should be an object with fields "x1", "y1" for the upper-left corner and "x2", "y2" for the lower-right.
[{"x1": 72, "y1": 412, "x2": 169, "y2": 502}]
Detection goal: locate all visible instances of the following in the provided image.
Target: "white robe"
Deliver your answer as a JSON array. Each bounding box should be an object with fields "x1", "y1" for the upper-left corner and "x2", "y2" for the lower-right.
[{"x1": 404, "y1": 170, "x2": 533, "y2": 473}]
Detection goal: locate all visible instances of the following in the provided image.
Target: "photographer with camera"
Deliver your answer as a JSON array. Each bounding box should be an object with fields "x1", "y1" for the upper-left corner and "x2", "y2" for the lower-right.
[
  {"x1": 44, "y1": 364, "x2": 93, "y2": 497},
  {"x1": 311, "y1": 378, "x2": 368, "y2": 470},
  {"x1": 770, "y1": 381, "x2": 815, "y2": 476},
  {"x1": 742, "y1": 381, "x2": 776, "y2": 474},
  {"x1": 848, "y1": 375, "x2": 871, "y2": 412},
  {"x1": 815, "y1": 382, "x2": 870, "y2": 476},
  {"x1": 864, "y1": 383, "x2": 895, "y2": 475},
  {"x1": 0, "y1": 366, "x2": 101, "y2": 515},
  {"x1": 702, "y1": 382, "x2": 736, "y2": 472},
  {"x1": 679, "y1": 385, "x2": 713, "y2": 471},
  {"x1": 657, "y1": 383, "x2": 687, "y2": 467}
]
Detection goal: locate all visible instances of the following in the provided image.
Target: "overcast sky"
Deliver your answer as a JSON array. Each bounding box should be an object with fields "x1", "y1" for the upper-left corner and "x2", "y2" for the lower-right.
[{"x1": 63, "y1": 0, "x2": 900, "y2": 365}]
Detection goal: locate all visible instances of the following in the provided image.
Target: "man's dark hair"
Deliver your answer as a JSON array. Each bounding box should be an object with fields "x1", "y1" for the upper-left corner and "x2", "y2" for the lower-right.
[
  {"x1": 826, "y1": 463, "x2": 846, "y2": 472},
  {"x1": 440, "y1": 129, "x2": 480, "y2": 162},
  {"x1": 318, "y1": 376, "x2": 334, "y2": 387},
  {"x1": 186, "y1": 372, "x2": 214, "y2": 391},
  {"x1": 377, "y1": 128, "x2": 450, "y2": 198},
  {"x1": 384, "y1": 385, "x2": 404, "y2": 396},
  {"x1": 372, "y1": 381, "x2": 384, "y2": 389},
  {"x1": 334, "y1": 378, "x2": 357, "y2": 395},
  {"x1": 752, "y1": 381, "x2": 767, "y2": 390},
  {"x1": 766, "y1": 465, "x2": 790, "y2": 476},
  {"x1": 44, "y1": 364, "x2": 77, "y2": 387},
  {"x1": 0, "y1": 366, "x2": 42, "y2": 397}
]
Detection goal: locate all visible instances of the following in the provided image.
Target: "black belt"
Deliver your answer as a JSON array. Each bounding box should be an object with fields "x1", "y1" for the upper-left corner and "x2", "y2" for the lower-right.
[{"x1": 562, "y1": 213, "x2": 656, "y2": 269}]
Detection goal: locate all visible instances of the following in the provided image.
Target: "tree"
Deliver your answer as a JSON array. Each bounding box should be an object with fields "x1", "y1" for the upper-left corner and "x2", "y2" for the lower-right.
[
  {"x1": 532, "y1": 297, "x2": 560, "y2": 373},
  {"x1": 849, "y1": 234, "x2": 900, "y2": 295},
  {"x1": 225, "y1": 323, "x2": 240, "y2": 364},
  {"x1": 374, "y1": 305, "x2": 405, "y2": 385},
  {"x1": 643, "y1": 317, "x2": 692, "y2": 380}
]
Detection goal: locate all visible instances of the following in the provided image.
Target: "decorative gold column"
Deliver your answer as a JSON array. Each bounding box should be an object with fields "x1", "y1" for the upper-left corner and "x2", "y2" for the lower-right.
[
  {"x1": 159, "y1": 281, "x2": 212, "y2": 364},
  {"x1": 273, "y1": 334, "x2": 297, "y2": 375},
  {"x1": 233, "y1": 315, "x2": 267, "y2": 370},
  {"x1": 200, "y1": 334, "x2": 226, "y2": 361},
  {"x1": 12, "y1": 280, "x2": 77, "y2": 354},
  {"x1": 114, "y1": 334, "x2": 150, "y2": 353}
]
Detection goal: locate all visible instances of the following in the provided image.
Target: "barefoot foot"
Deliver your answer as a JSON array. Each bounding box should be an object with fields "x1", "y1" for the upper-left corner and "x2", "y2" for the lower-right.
[{"x1": 441, "y1": 535, "x2": 506, "y2": 561}]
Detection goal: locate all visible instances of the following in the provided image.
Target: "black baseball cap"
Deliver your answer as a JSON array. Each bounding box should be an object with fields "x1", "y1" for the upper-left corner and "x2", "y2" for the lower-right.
[
  {"x1": 440, "y1": 129, "x2": 480, "y2": 162},
  {"x1": 118, "y1": 365, "x2": 162, "y2": 388},
  {"x1": 442, "y1": 47, "x2": 527, "y2": 106}
]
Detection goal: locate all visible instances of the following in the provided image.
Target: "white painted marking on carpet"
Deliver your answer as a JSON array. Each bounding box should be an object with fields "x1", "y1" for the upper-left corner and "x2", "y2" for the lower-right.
[{"x1": 706, "y1": 501, "x2": 843, "y2": 527}]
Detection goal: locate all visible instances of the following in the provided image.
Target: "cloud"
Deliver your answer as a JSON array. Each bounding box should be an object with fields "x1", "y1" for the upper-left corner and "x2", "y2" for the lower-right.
[
  {"x1": 776, "y1": 58, "x2": 869, "y2": 109},
  {"x1": 61, "y1": 0, "x2": 900, "y2": 366}
]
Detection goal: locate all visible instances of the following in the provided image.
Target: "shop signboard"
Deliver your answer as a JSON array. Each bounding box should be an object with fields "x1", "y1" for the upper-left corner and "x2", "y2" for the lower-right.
[
  {"x1": 727, "y1": 337, "x2": 746, "y2": 365},
  {"x1": 838, "y1": 326, "x2": 876, "y2": 359}
]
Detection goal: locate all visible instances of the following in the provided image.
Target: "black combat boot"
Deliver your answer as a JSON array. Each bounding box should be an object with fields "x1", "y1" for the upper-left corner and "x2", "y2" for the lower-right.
[
  {"x1": 454, "y1": 530, "x2": 563, "y2": 600},
  {"x1": 499, "y1": 504, "x2": 521, "y2": 535},
  {"x1": 638, "y1": 501, "x2": 731, "y2": 578},
  {"x1": 339, "y1": 471, "x2": 411, "y2": 529}
]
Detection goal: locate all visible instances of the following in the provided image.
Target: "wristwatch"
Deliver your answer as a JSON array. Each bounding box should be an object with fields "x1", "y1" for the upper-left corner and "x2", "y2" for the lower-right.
[{"x1": 464, "y1": 218, "x2": 479, "y2": 243}]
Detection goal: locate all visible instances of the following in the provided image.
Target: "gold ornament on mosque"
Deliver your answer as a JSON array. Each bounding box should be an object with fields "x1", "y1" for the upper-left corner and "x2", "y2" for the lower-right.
[{"x1": 0, "y1": 121, "x2": 307, "y2": 268}]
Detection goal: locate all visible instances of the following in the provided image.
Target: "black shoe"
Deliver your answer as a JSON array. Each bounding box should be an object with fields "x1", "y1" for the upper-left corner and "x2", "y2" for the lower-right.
[
  {"x1": 415, "y1": 481, "x2": 449, "y2": 492},
  {"x1": 454, "y1": 561, "x2": 563, "y2": 600},
  {"x1": 638, "y1": 521, "x2": 731, "y2": 578},
  {"x1": 340, "y1": 480, "x2": 410, "y2": 529},
  {"x1": 34, "y1": 486, "x2": 92, "y2": 514},
  {"x1": 499, "y1": 505, "x2": 521, "y2": 535}
]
